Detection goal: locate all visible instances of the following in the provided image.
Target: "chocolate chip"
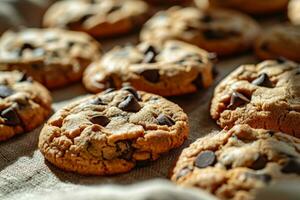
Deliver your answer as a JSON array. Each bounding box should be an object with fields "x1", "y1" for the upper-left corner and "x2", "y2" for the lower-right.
[
  {"x1": 122, "y1": 86, "x2": 141, "y2": 100},
  {"x1": 227, "y1": 91, "x2": 250, "y2": 109},
  {"x1": 107, "y1": 5, "x2": 121, "y2": 14},
  {"x1": 156, "y1": 114, "x2": 175, "y2": 126},
  {"x1": 118, "y1": 95, "x2": 141, "y2": 112},
  {"x1": 192, "y1": 74, "x2": 204, "y2": 89},
  {"x1": 281, "y1": 159, "x2": 300, "y2": 175},
  {"x1": 143, "y1": 45, "x2": 157, "y2": 63},
  {"x1": 140, "y1": 69, "x2": 160, "y2": 83},
  {"x1": 103, "y1": 88, "x2": 115, "y2": 94},
  {"x1": 90, "y1": 115, "x2": 110, "y2": 127},
  {"x1": 67, "y1": 41, "x2": 75, "y2": 49},
  {"x1": 89, "y1": 97, "x2": 106, "y2": 105},
  {"x1": 276, "y1": 57, "x2": 287, "y2": 64},
  {"x1": 245, "y1": 172, "x2": 272, "y2": 183},
  {"x1": 20, "y1": 43, "x2": 35, "y2": 51},
  {"x1": 250, "y1": 155, "x2": 268, "y2": 170},
  {"x1": 176, "y1": 167, "x2": 191, "y2": 180},
  {"x1": 195, "y1": 150, "x2": 216, "y2": 168},
  {"x1": 251, "y1": 73, "x2": 273, "y2": 88},
  {"x1": 18, "y1": 73, "x2": 33, "y2": 82},
  {"x1": 0, "y1": 85, "x2": 14, "y2": 98},
  {"x1": 1, "y1": 106, "x2": 21, "y2": 126},
  {"x1": 201, "y1": 15, "x2": 213, "y2": 23},
  {"x1": 79, "y1": 14, "x2": 93, "y2": 23}
]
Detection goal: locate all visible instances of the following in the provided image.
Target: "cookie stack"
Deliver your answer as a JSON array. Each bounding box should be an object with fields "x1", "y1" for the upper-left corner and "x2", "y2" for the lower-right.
[{"x1": 0, "y1": 0, "x2": 299, "y2": 199}]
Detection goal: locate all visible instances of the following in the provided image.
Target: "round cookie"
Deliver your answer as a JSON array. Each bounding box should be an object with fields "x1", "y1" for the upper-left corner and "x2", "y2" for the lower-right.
[
  {"x1": 172, "y1": 124, "x2": 300, "y2": 200},
  {"x1": 43, "y1": 0, "x2": 151, "y2": 37},
  {"x1": 83, "y1": 40, "x2": 215, "y2": 96},
  {"x1": 205, "y1": 0, "x2": 289, "y2": 15},
  {"x1": 0, "y1": 28, "x2": 101, "y2": 89},
  {"x1": 0, "y1": 70, "x2": 52, "y2": 141},
  {"x1": 39, "y1": 87, "x2": 189, "y2": 175},
  {"x1": 210, "y1": 59, "x2": 300, "y2": 137},
  {"x1": 288, "y1": 0, "x2": 300, "y2": 25},
  {"x1": 140, "y1": 6, "x2": 260, "y2": 56},
  {"x1": 254, "y1": 25, "x2": 300, "y2": 63}
]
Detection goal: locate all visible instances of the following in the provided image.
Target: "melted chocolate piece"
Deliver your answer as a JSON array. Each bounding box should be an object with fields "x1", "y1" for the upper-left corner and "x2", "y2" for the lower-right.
[
  {"x1": 156, "y1": 114, "x2": 175, "y2": 126},
  {"x1": 90, "y1": 115, "x2": 110, "y2": 127},
  {"x1": 251, "y1": 73, "x2": 273, "y2": 88},
  {"x1": 140, "y1": 69, "x2": 160, "y2": 83},
  {"x1": 1, "y1": 106, "x2": 21, "y2": 126},
  {"x1": 227, "y1": 91, "x2": 250, "y2": 109},
  {"x1": 118, "y1": 95, "x2": 141, "y2": 112},
  {"x1": 195, "y1": 150, "x2": 216, "y2": 168}
]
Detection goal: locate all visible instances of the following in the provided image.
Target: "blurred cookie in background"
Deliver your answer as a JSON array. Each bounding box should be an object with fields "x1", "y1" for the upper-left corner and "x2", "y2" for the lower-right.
[
  {"x1": 140, "y1": 6, "x2": 260, "y2": 56},
  {"x1": 83, "y1": 40, "x2": 215, "y2": 96},
  {"x1": 195, "y1": 0, "x2": 289, "y2": 15},
  {"x1": 288, "y1": 0, "x2": 300, "y2": 25},
  {"x1": 145, "y1": 0, "x2": 193, "y2": 6},
  {"x1": 43, "y1": 0, "x2": 151, "y2": 38},
  {"x1": 255, "y1": 25, "x2": 300, "y2": 62},
  {"x1": 0, "y1": 28, "x2": 101, "y2": 89},
  {"x1": 0, "y1": 70, "x2": 52, "y2": 141}
]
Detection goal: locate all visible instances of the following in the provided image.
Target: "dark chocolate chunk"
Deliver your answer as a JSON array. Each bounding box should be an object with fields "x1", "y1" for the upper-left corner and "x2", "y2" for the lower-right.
[
  {"x1": 250, "y1": 155, "x2": 268, "y2": 170},
  {"x1": 192, "y1": 73, "x2": 204, "y2": 89},
  {"x1": 1, "y1": 106, "x2": 21, "y2": 126},
  {"x1": 90, "y1": 115, "x2": 110, "y2": 127},
  {"x1": 245, "y1": 172, "x2": 272, "y2": 183},
  {"x1": 276, "y1": 57, "x2": 287, "y2": 64},
  {"x1": 176, "y1": 167, "x2": 191, "y2": 180},
  {"x1": 140, "y1": 69, "x2": 160, "y2": 83},
  {"x1": 156, "y1": 114, "x2": 175, "y2": 126},
  {"x1": 79, "y1": 14, "x2": 94, "y2": 23},
  {"x1": 107, "y1": 5, "x2": 122, "y2": 14},
  {"x1": 118, "y1": 95, "x2": 141, "y2": 112},
  {"x1": 251, "y1": 73, "x2": 273, "y2": 88},
  {"x1": 18, "y1": 73, "x2": 33, "y2": 82},
  {"x1": 20, "y1": 43, "x2": 35, "y2": 51},
  {"x1": 122, "y1": 86, "x2": 141, "y2": 100},
  {"x1": 143, "y1": 45, "x2": 157, "y2": 63},
  {"x1": 195, "y1": 150, "x2": 216, "y2": 168},
  {"x1": 89, "y1": 97, "x2": 106, "y2": 105},
  {"x1": 227, "y1": 91, "x2": 250, "y2": 109},
  {"x1": 0, "y1": 85, "x2": 14, "y2": 98},
  {"x1": 281, "y1": 159, "x2": 300, "y2": 175}
]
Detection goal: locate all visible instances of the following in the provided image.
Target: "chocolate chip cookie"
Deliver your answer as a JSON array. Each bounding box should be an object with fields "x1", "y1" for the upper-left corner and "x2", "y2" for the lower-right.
[
  {"x1": 39, "y1": 87, "x2": 189, "y2": 175},
  {"x1": 0, "y1": 28, "x2": 101, "y2": 89},
  {"x1": 288, "y1": 0, "x2": 300, "y2": 25},
  {"x1": 0, "y1": 70, "x2": 52, "y2": 141},
  {"x1": 206, "y1": 0, "x2": 289, "y2": 15},
  {"x1": 140, "y1": 6, "x2": 260, "y2": 56},
  {"x1": 172, "y1": 124, "x2": 300, "y2": 200},
  {"x1": 254, "y1": 25, "x2": 300, "y2": 62},
  {"x1": 210, "y1": 59, "x2": 300, "y2": 137},
  {"x1": 83, "y1": 40, "x2": 215, "y2": 96},
  {"x1": 43, "y1": 0, "x2": 151, "y2": 37}
]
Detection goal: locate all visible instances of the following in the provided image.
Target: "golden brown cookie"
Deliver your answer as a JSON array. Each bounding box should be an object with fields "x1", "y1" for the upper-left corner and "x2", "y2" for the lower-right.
[
  {"x1": 140, "y1": 6, "x2": 260, "y2": 56},
  {"x1": 83, "y1": 40, "x2": 215, "y2": 96},
  {"x1": 43, "y1": 0, "x2": 151, "y2": 37},
  {"x1": 210, "y1": 59, "x2": 300, "y2": 137},
  {"x1": 0, "y1": 70, "x2": 52, "y2": 141},
  {"x1": 39, "y1": 87, "x2": 189, "y2": 175},
  {"x1": 0, "y1": 28, "x2": 101, "y2": 89},
  {"x1": 172, "y1": 124, "x2": 300, "y2": 200},
  {"x1": 254, "y1": 25, "x2": 300, "y2": 62}
]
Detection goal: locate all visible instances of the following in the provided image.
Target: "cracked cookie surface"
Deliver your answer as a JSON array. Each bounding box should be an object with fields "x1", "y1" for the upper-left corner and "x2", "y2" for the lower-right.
[
  {"x1": 210, "y1": 60, "x2": 300, "y2": 137},
  {"x1": 207, "y1": 0, "x2": 289, "y2": 15},
  {"x1": 39, "y1": 87, "x2": 189, "y2": 175},
  {"x1": 172, "y1": 124, "x2": 300, "y2": 200},
  {"x1": 83, "y1": 40, "x2": 215, "y2": 96},
  {"x1": 43, "y1": 0, "x2": 151, "y2": 37},
  {"x1": 0, "y1": 28, "x2": 101, "y2": 89},
  {"x1": 140, "y1": 6, "x2": 260, "y2": 56},
  {"x1": 0, "y1": 70, "x2": 52, "y2": 141},
  {"x1": 255, "y1": 25, "x2": 300, "y2": 62}
]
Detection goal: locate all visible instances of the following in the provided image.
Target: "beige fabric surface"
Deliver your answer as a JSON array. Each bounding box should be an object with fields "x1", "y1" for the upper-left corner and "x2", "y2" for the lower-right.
[{"x1": 0, "y1": 1, "x2": 300, "y2": 200}]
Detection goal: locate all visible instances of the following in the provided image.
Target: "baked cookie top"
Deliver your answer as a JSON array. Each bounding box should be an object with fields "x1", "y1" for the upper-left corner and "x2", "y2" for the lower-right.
[
  {"x1": 83, "y1": 40, "x2": 215, "y2": 96},
  {"x1": 172, "y1": 124, "x2": 300, "y2": 200},
  {"x1": 255, "y1": 25, "x2": 300, "y2": 62},
  {"x1": 39, "y1": 87, "x2": 189, "y2": 175},
  {"x1": 288, "y1": 0, "x2": 300, "y2": 25},
  {"x1": 0, "y1": 28, "x2": 101, "y2": 89},
  {"x1": 208, "y1": 0, "x2": 289, "y2": 15},
  {"x1": 210, "y1": 59, "x2": 300, "y2": 137},
  {"x1": 140, "y1": 6, "x2": 260, "y2": 56},
  {"x1": 0, "y1": 70, "x2": 52, "y2": 141},
  {"x1": 43, "y1": 0, "x2": 151, "y2": 37}
]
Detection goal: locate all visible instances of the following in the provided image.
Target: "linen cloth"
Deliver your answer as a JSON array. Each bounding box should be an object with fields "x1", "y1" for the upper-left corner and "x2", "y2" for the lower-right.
[{"x1": 0, "y1": 1, "x2": 300, "y2": 200}]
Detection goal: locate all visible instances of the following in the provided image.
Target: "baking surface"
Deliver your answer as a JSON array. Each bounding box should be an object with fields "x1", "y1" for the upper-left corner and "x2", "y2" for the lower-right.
[{"x1": 0, "y1": 10, "x2": 285, "y2": 200}]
